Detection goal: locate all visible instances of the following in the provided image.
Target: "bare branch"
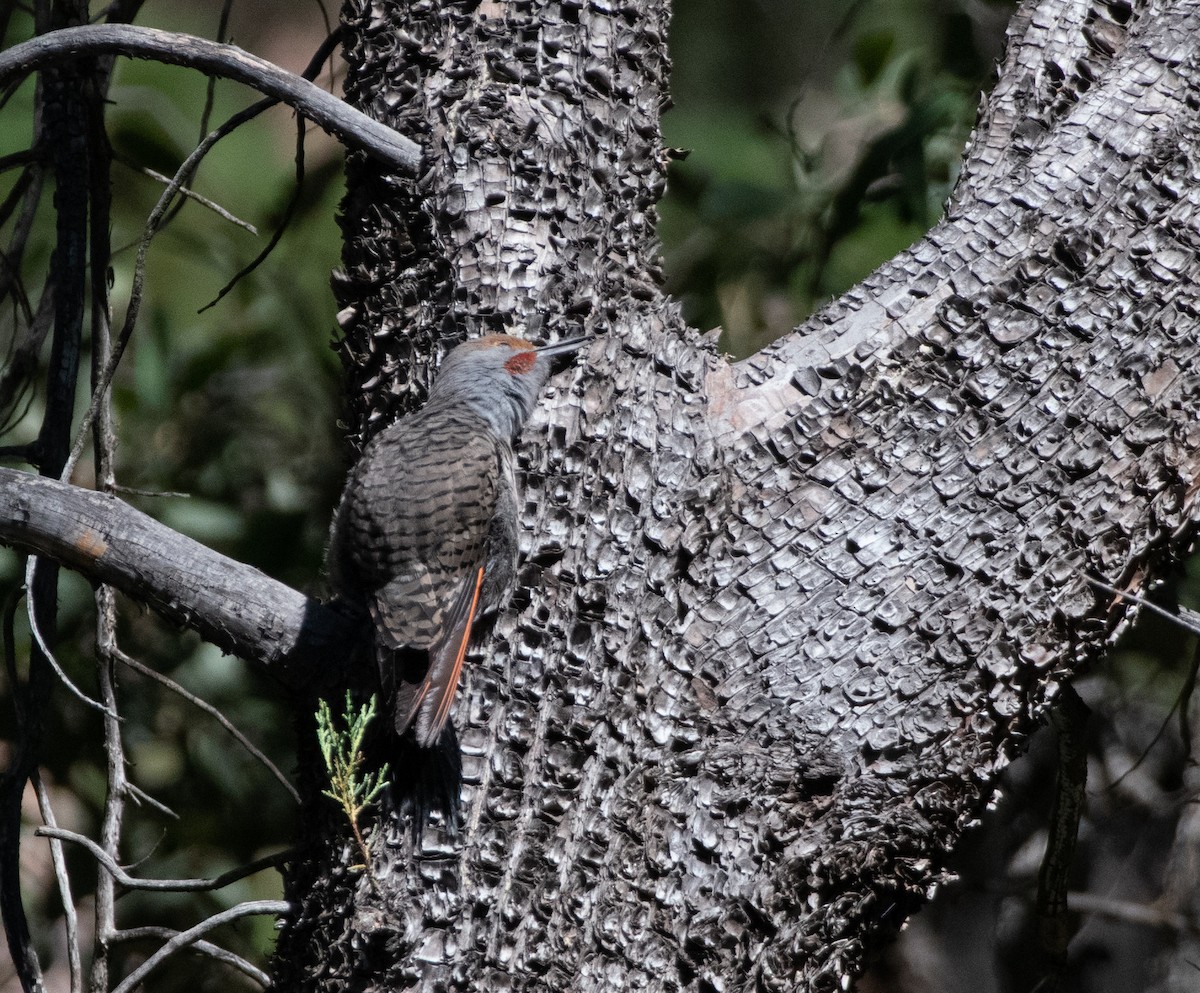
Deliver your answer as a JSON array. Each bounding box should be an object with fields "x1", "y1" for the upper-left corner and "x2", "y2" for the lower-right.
[
  {"x1": 147, "y1": 25, "x2": 344, "y2": 243},
  {"x1": 22, "y1": 557, "x2": 113, "y2": 715},
  {"x1": 31, "y1": 774, "x2": 81, "y2": 993},
  {"x1": 198, "y1": 109, "x2": 306, "y2": 314},
  {"x1": 1087, "y1": 575, "x2": 1200, "y2": 639},
  {"x1": 1068, "y1": 891, "x2": 1200, "y2": 938},
  {"x1": 93, "y1": 592, "x2": 127, "y2": 990},
  {"x1": 1036, "y1": 686, "x2": 1090, "y2": 986},
  {"x1": 112, "y1": 155, "x2": 258, "y2": 233},
  {"x1": 63, "y1": 26, "x2": 349, "y2": 481},
  {"x1": 35, "y1": 827, "x2": 295, "y2": 892},
  {"x1": 0, "y1": 467, "x2": 359, "y2": 673},
  {"x1": 0, "y1": 587, "x2": 41, "y2": 993},
  {"x1": 0, "y1": 148, "x2": 36, "y2": 174},
  {"x1": 115, "y1": 648, "x2": 301, "y2": 804},
  {"x1": 0, "y1": 25, "x2": 421, "y2": 173},
  {"x1": 125, "y1": 783, "x2": 178, "y2": 821},
  {"x1": 0, "y1": 276, "x2": 52, "y2": 435},
  {"x1": 112, "y1": 928, "x2": 271, "y2": 987},
  {"x1": 108, "y1": 900, "x2": 291, "y2": 993},
  {"x1": 177, "y1": 0, "x2": 237, "y2": 236}
]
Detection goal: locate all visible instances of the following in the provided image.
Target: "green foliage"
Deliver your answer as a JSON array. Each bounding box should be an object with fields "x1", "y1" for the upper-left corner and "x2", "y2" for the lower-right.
[
  {"x1": 1, "y1": 7, "x2": 345, "y2": 985},
  {"x1": 660, "y1": 0, "x2": 1014, "y2": 357},
  {"x1": 317, "y1": 692, "x2": 390, "y2": 871}
]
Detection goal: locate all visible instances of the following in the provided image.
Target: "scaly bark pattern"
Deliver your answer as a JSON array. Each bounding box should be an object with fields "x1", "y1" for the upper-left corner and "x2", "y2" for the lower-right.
[{"x1": 272, "y1": 1, "x2": 1200, "y2": 991}]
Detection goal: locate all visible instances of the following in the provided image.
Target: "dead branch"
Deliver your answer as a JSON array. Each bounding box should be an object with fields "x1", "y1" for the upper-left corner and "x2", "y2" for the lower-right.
[
  {"x1": 108, "y1": 900, "x2": 291, "y2": 993},
  {"x1": 0, "y1": 467, "x2": 357, "y2": 672},
  {"x1": 0, "y1": 25, "x2": 420, "y2": 173},
  {"x1": 35, "y1": 828, "x2": 294, "y2": 892}
]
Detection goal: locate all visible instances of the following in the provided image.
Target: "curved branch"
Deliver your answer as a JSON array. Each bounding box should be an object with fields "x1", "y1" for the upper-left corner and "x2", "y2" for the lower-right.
[
  {"x1": 112, "y1": 928, "x2": 271, "y2": 987},
  {"x1": 0, "y1": 467, "x2": 357, "y2": 672},
  {"x1": 110, "y1": 900, "x2": 291, "y2": 993},
  {"x1": 35, "y1": 827, "x2": 294, "y2": 892},
  {"x1": 114, "y1": 648, "x2": 301, "y2": 804},
  {"x1": 0, "y1": 25, "x2": 421, "y2": 174}
]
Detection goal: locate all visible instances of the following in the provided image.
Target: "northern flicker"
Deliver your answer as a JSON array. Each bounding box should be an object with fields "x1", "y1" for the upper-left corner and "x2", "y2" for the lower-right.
[{"x1": 329, "y1": 333, "x2": 589, "y2": 749}]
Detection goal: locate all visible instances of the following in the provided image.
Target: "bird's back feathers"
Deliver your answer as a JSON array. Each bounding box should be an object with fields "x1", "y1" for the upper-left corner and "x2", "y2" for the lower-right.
[{"x1": 330, "y1": 405, "x2": 516, "y2": 747}]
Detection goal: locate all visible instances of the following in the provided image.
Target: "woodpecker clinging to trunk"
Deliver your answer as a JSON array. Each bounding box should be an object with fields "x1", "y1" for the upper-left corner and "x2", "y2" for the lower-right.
[{"x1": 328, "y1": 334, "x2": 589, "y2": 750}]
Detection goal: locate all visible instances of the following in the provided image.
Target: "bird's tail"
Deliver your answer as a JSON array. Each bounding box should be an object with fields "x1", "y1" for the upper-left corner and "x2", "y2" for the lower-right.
[{"x1": 386, "y1": 722, "x2": 463, "y2": 843}]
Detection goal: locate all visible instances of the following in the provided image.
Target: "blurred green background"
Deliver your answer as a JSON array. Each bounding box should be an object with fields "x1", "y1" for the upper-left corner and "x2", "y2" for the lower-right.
[
  {"x1": 4, "y1": 2, "x2": 1193, "y2": 991},
  {"x1": 662, "y1": 0, "x2": 1012, "y2": 356}
]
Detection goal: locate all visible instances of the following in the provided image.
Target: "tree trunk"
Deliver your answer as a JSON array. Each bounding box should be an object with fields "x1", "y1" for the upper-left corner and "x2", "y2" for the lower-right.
[
  {"x1": 4, "y1": 0, "x2": 1200, "y2": 989},
  {"x1": 271, "y1": 0, "x2": 1200, "y2": 989}
]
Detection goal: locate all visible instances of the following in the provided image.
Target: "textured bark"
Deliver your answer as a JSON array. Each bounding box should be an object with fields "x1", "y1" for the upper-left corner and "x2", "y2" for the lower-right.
[
  {"x1": 274, "y1": 0, "x2": 1200, "y2": 991},
  {"x1": 4, "y1": 0, "x2": 1199, "y2": 989}
]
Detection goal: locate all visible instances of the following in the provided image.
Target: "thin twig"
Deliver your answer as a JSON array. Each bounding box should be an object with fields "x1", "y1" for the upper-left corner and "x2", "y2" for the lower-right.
[
  {"x1": 62, "y1": 124, "x2": 228, "y2": 477},
  {"x1": 199, "y1": 107, "x2": 306, "y2": 313},
  {"x1": 312, "y1": 0, "x2": 334, "y2": 45},
  {"x1": 62, "y1": 133, "x2": 217, "y2": 477},
  {"x1": 2, "y1": 588, "x2": 21, "y2": 706},
  {"x1": 1036, "y1": 685, "x2": 1090, "y2": 989},
  {"x1": 35, "y1": 827, "x2": 296, "y2": 892},
  {"x1": 109, "y1": 900, "x2": 291, "y2": 993},
  {"x1": 62, "y1": 27, "x2": 350, "y2": 480},
  {"x1": 0, "y1": 277, "x2": 53, "y2": 435},
  {"x1": 115, "y1": 648, "x2": 301, "y2": 804},
  {"x1": 121, "y1": 826, "x2": 170, "y2": 876},
  {"x1": 0, "y1": 588, "x2": 44, "y2": 991},
  {"x1": 1087, "y1": 574, "x2": 1200, "y2": 790},
  {"x1": 93, "y1": 594, "x2": 126, "y2": 983},
  {"x1": 88, "y1": 82, "x2": 123, "y2": 974},
  {"x1": 0, "y1": 157, "x2": 35, "y2": 231},
  {"x1": 0, "y1": 148, "x2": 37, "y2": 174},
  {"x1": 1086, "y1": 574, "x2": 1200, "y2": 638},
  {"x1": 124, "y1": 782, "x2": 178, "y2": 820},
  {"x1": 112, "y1": 154, "x2": 258, "y2": 233},
  {"x1": 0, "y1": 242, "x2": 35, "y2": 325},
  {"x1": 1178, "y1": 638, "x2": 1200, "y2": 761},
  {"x1": 108, "y1": 483, "x2": 192, "y2": 498},
  {"x1": 152, "y1": 0, "x2": 234, "y2": 233},
  {"x1": 1068, "y1": 891, "x2": 1200, "y2": 937},
  {"x1": 31, "y1": 773, "x2": 82, "y2": 993},
  {"x1": 91, "y1": 635, "x2": 126, "y2": 979},
  {"x1": 111, "y1": 928, "x2": 270, "y2": 986},
  {"x1": 0, "y1": 162, "x2": 45, "y2": 332},
  {"x1": 204, "y1": 0, "x2": 235, "y2": 136},
  {"x1": 0, "y1": 25, "x2": 419, "y2": 171},
  {"x1": 23, "y1": 557, "x2": 115, "y2": 715}
]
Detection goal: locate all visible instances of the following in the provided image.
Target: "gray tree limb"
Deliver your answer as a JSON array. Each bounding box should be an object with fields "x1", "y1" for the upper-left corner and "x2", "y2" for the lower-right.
[
  {"x1": 0, "y1": 25, "x2": 421, "y2": 174},
  {"x1": 4, "y1": 0, "x2": 1200, "y2": 990},
  {"x1": 0, "y1": 467, "x2": 354, "y2": 671}
]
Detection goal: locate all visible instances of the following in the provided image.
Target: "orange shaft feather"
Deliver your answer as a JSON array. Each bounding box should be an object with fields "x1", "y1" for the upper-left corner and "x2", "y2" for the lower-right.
[{"x1": 433, "y1": 566, "x2": 485, "y2": 733}]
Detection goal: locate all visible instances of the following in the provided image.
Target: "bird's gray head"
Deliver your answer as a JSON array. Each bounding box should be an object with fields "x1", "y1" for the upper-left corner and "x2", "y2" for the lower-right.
[{"x1": 427, "y1": 333, "x2": 589, "y2": 439}]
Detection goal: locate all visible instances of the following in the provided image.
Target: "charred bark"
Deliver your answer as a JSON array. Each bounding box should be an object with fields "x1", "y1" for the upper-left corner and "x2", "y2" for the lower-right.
[
  {"x1": 275, "y1": 0, "x2": 1200, "y2": 990},
  {"x1": 4, "y1": 0, "x2": 1200, "y2": 990}
]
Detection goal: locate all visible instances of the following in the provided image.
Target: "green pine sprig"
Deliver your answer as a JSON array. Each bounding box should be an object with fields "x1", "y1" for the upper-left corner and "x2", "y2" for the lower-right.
[{"x1": 316, "y1": 692, "x2": 390, "y2": 876}]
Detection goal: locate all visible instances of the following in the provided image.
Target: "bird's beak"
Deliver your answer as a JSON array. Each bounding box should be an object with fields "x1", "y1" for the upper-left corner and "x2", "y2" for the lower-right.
[{"x1": 534, "y1": 334, "x2": 592, "y2": 359}]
